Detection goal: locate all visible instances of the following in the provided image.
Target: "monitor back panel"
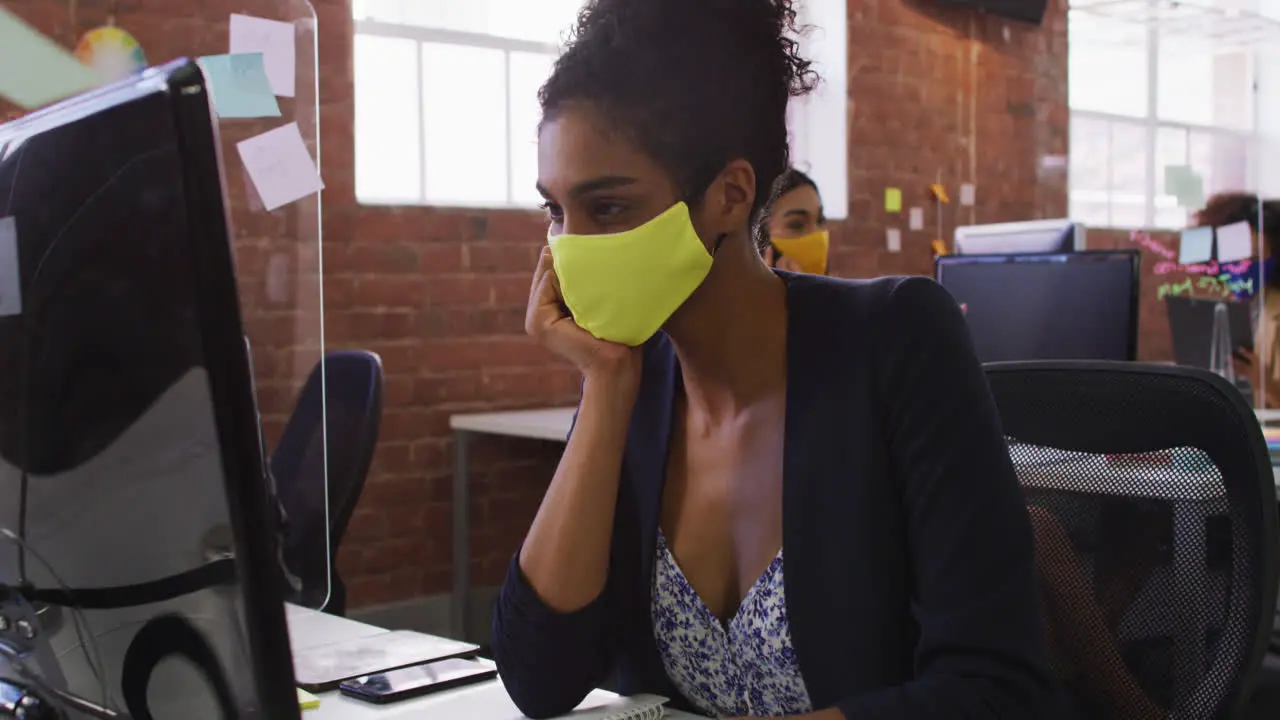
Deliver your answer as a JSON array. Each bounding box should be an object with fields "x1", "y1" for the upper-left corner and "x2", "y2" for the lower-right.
[
  {"x1": 937, "y1": 252, "x2": 1139, "y2": 363},
  {"x1": 0, "y1": 63, "x2": 296, "y2": 719}
]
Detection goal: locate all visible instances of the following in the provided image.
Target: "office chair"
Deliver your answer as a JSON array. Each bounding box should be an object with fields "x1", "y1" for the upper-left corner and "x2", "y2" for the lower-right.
[
  {"x1": 271, "y1": 350, "x2": 384, "y2": 616},
  {"x1": 985, "y1": 361, "x2": 1279, "y2": 719}
]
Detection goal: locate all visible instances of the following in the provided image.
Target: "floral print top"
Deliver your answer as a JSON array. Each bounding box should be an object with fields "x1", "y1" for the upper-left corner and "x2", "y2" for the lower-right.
[{"x1": 650, "y1": 530, "x2": 813, "y2": 718}]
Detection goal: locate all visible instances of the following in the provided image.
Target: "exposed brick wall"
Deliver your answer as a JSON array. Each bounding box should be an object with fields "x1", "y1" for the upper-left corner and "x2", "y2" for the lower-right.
[
  {"x1": 2, "y1": 0, "x2": 1070, "y2": 608},
  {"x1": 834, "y1": 0, "x2": 1069, "y2": 277}
]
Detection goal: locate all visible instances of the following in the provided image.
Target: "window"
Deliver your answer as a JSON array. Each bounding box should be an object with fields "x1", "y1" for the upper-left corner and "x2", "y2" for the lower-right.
[
  {"x1": 1068, "y1": 0, "x2": 1275, "y2": 230},
  {"x1": 352, "y1": 0, "x2": 849, "y2": 216}
]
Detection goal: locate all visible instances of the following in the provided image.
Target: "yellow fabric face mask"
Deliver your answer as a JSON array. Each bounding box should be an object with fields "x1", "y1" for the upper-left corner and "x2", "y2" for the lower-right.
[
  {"x1": 548, "y1": 202, "x2": 713, "y2": 347},
  {"x1": 771, "y1": 229, "x2": 830, "y2": 275}
]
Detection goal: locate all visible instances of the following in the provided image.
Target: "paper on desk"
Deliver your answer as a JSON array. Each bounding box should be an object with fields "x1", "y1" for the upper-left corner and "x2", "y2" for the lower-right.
[
  {"x1": 236, "y1": 122, "x2": 324, "y2": 212},
  {"x1": 0, "y1": 6, "x2": 102, "y2": 109},
  {"x1": 296, "y1": 688, "x2": 320, "y2": 711},
  {"x1": 1216, "y1": 220, "x2": 1254, "y2": 263},
  {"x1": 0, "y1": 217, "x2": 21, "y2": 318},
  {"x1": 1178, "y1": 226, "x2": 1213, "y2": 265},
  {"x1": 229, "y1": 14, "x2": 295, "y2": 97},
  {"x1": 197, "y1": 53, "x2": 280, "y2": 118}
]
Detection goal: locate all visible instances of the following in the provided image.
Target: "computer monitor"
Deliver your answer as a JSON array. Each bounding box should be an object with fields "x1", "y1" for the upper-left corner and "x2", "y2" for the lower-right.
[
  {"x1": 953, "y1": 218, "x2": 1087, "y2": 255},
  {"x1": 935, "y1": 251, "x2": 1141, "y2": 363},
  {"x1": 0, "y1": 60, "x2": 298, "y2": 718},
  {"x1": 1166, "y1": 296, "x2": 1255, "y2": 371}
]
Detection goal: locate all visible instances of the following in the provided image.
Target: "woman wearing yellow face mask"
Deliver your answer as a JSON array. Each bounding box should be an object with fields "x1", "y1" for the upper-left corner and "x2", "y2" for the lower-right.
[
  {"x1": 759, "y1": 168, "x2": 829, "y2": 275},
  {"x1": 494, "y1": 1, "x2": 1052, "y2": 718}
]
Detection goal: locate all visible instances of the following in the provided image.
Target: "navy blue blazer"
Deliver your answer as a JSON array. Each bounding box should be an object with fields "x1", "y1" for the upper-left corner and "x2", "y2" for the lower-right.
[{"x1": 492, "y1": 273, "x2": 1055, "y2": 719}]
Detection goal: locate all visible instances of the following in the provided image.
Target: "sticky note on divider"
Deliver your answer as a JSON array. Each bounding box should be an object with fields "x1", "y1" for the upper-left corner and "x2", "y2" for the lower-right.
[
  {"x1": 1164, "y1": 165, "x2": 1191, "y2": 196},
  {"x1": 1178, "y1": 172, "x2": 1206, "y2": 210},
  {"x1": 236, "y1": 122, "x2": 324, "y2": 212},
  {"x1": 1216, "y1": 221, "x2": 1254, "y2": 263},
  {"x1": 959, "y1": 183, "x2": 976, "y2": 207},
  {"x1": 229, "y1": 13, "x2": 296, "y2": 97},
  {"x1": 198, "y1": 53, "x2": 280, "y2": 118},
  {"x1": 0, "y1": 5, "x2": 103, "y2": 109},
  {"x1": 885, "y1": 188, "x2": 902, "y2": 213},
  {"x1": 908, "y1": 207, "x2": 924, "y2": 231},
  {"x1": 1178, "y1": 226, "x2": 1214, "y2": 265}
]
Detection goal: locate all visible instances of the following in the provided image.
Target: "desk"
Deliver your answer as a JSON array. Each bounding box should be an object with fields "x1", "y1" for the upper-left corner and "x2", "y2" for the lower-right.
[
  {"x1": 449, "y1": 407, "x2": 575, "y2": 639},
  {"x1": 285, "y1": 603, "x2": 701, "y2": 719},
  {"x1": 1256, "y1": 408, "x2": 1280, "y2": 424}
]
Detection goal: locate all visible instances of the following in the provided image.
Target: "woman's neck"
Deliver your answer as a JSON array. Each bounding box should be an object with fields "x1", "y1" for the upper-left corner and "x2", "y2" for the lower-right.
[{"x1": 664, "y1": 238, "x2": 788, "y2": 422}]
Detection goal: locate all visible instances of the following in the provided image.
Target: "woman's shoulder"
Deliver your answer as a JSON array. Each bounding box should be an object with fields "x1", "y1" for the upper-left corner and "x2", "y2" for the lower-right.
[{"x1": 784, "y1": 272, "x2": 963, "y2": 334}]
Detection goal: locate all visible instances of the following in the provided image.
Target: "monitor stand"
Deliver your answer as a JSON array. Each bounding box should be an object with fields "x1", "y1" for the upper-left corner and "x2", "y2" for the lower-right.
[{"x1": 1209, "y1": 301, "x2": 1236, "y2": 384}]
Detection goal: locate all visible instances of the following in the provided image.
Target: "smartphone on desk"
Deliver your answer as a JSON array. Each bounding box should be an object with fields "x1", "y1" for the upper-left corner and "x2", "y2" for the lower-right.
[{"x1": 338, "y1": 657, "x2": 497, "y2": 705}]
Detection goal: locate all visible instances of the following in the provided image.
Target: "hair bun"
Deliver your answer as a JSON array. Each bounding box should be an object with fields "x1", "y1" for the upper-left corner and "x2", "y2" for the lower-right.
[{"x1": 541, "y1": 0, "x2": 823, "y2": 226}]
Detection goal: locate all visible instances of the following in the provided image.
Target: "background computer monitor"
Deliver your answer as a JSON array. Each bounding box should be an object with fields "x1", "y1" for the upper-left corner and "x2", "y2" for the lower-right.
[
  {"x1": 0, "y1": 60, "x2": 298, "y2": 718},
  {"x1": 935, "y1": 251, "x2": 1141, "y2": 363},
  {"x1": 953, "y1": 218, "x2": 1087, "y2": 255}
]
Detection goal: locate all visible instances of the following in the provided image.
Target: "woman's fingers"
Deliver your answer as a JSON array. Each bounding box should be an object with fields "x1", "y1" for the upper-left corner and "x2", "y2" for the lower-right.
[
  {"x1": 526, "y1": 250, "x2": 559, "y2": 337},
  {"x1": 529, "y1": 246, "x2": 553, "y2": 301}
]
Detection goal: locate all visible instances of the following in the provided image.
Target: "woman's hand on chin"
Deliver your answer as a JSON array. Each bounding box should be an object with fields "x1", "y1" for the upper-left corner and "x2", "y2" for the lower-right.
[{"x1": 526, "y1": 247, "x2": 642, "y2": 396}]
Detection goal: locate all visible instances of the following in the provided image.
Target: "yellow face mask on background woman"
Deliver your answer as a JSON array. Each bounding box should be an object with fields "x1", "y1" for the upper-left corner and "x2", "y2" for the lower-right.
[
  {"x1": 548, "y1": 203, "x2": 713, "y2": 347},
  {"x1": 770, "y1": 229, "x2": 829, "y2": 275}
]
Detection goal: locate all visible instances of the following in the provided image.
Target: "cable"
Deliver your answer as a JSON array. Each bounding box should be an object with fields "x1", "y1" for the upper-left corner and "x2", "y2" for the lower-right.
[
  {"x1": 0, "y1": 641, "x2": 126, "y2": 719},
  {"x1": 0, "y1": 528, "x2": 110, "y2": 712}
]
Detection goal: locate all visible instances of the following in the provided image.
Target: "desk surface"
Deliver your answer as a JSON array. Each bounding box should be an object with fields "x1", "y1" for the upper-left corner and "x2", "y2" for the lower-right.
[
  {"x1": 450, "y1": 407, "x2": 575, "y2": 442},
  {"x1": 285, "y1": 604, "x2": 701, "y2": 719}
]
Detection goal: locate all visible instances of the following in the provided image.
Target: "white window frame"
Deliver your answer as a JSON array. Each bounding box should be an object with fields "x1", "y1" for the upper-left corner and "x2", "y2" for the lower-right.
[
  {"x1": 1068, "y1": 5, "x2": 1267, "y2": 229},
  {"x1": 354, "y1": 20, "x2": 558, "y2": 209},
  {"x1": 353, "y1": 2, "x2": 849, "y2": 216}
]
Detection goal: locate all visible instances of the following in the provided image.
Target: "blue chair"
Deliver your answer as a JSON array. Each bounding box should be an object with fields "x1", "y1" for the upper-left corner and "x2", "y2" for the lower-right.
[{"x1": 271, "y1": 350, "x2": 383, "y2": 616}]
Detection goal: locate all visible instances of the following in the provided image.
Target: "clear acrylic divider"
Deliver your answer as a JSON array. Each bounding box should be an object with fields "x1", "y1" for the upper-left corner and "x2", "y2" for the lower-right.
[{"x1": 213, "y1": 0, "x2": 330, "y2": 610}]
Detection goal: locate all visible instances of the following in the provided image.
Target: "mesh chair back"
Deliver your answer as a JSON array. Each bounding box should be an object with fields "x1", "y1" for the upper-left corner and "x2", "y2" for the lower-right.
[
  {"x1": 985, "y1": 361, "x2": 1278, "y2": 719},
  {"x1": 271, "y1": 350, "x2": 383, "y2": 615}
]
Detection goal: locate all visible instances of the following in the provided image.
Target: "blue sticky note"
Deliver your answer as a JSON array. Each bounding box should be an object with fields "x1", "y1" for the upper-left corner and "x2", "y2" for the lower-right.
[
  {"x1": 197, "y1": 53, "x2": 280, "y2": 119},
  {"x1": 1179, "y1": 226, "x2": 1214, "y2": 265}
]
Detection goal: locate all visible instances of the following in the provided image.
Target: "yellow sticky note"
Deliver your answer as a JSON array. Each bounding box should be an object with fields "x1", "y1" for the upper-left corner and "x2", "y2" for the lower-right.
[
  {"x1": 930, "y1": 184, "x2": 950, "y2": 204},
  {"x1": 932, "y1": 239, "x2": 949, "y2": 257},
  {"x1": 885, "y1": 188, "x2": 903, "y2": 213},
  {"x1": 297, "y1": 688, "x2": 320, "y2": 711}
]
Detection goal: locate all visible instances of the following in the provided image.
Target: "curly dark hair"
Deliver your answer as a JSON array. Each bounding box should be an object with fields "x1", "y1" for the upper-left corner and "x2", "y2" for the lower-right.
[
  {"x1": 1197, "y1": 192, "x2": 1280, "y2": 257},
  {"x1": 538, "y1": 0, "x2": 820, "y2": 229}
]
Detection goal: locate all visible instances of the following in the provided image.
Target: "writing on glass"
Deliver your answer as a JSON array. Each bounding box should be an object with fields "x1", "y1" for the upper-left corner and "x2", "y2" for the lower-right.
[
  {"x1": 236, "y1": 121, "x2": 324, "y2": 212},
  {"x1": 1133, "y1": 230, "x2": 1256, "y2": 301},
  {"x1": 0, "y1": 217, "x2": 21, "y2": 317},
  {"x1": 1156, "y1": 274, "x2": 1253, "y2": 302},
  {"x1": 1129, "y1": 230, "x2": 1176, "y2": 261}
]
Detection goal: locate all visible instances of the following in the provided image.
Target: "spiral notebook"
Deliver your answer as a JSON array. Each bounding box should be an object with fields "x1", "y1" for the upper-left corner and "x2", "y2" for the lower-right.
[{"x1": 573, "y1": 693, "x2": 668, "y2": 720}]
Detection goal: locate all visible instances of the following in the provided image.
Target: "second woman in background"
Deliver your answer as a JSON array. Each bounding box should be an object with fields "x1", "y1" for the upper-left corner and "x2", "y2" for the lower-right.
[
  {"x1": 1195, "y1": 192, "x2": 1280, "y2": 404},
  {"x1": 759, "y1": 168, "x2": 829, "y2": 275}
]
